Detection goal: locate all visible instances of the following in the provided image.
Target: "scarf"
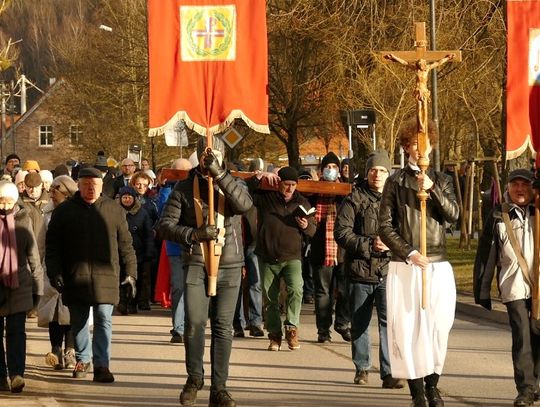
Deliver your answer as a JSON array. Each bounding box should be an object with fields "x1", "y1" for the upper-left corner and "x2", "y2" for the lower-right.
[
  {"x1": 0, "y1": 210, "x2": 19, "y2": 288},
  {"x1": 315, "y1": 196, "x2": 337, "y2": 266}
]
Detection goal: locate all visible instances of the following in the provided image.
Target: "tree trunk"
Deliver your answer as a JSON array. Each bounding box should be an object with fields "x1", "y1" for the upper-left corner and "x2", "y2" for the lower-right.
[{"x1": 285, "y1": 126, "x2": 300, "y2": 168}]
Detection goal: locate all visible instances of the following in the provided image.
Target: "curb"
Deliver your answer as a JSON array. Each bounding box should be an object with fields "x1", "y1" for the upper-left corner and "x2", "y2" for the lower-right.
[{"x1": 456, "y1": 292, "x2": 508, "y2": 325}]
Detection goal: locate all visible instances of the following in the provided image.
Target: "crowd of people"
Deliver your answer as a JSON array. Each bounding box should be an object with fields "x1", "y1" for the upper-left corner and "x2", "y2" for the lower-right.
[{"x1": 0, "y1": 118, "x2": 537, "y2": 407}]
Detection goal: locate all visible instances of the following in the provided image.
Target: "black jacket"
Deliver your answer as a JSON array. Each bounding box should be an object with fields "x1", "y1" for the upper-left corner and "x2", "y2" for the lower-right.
[
  {"x1": 379, "y1": 166, "x2": 459, "y2": 262},
  {"x1": 45, "y1": 193, "x2": 137, "y2": 306},
  {"x1": 158, "y1": 168, "x2": 252, "y2": 269},
  {"x1": 248, "y1": 177, "x2": 316, "y2": 263},
  {"x1": 334, "y1": 180, "x2": 389, "y2": 283},
  {"x1": 122, "y1": 200, "x2": 154, "y2": 263}
]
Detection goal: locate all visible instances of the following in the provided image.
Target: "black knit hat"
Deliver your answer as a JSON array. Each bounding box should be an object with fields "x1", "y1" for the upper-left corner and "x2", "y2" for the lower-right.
[
  {"x1": 278, "y1": 166, "x2": 298, "y2": 182},
  {"x1": 365, "y1": 150, "x2": 392, "y2": 176},
  {"x1": 321, "y1": 152, "x2": 340, "y2": 169},
  {"x1": 119, "y1": 186, "x2": 137, "y2": 198},
  {"x1": 5, "y1": 153, "x2": 20, "y2": 165}
]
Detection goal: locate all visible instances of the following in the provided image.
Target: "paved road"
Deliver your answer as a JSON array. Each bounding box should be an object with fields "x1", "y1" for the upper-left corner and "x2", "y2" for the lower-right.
[{"x1": 0, "y1": 300, "x2": 517, "y2": 407}]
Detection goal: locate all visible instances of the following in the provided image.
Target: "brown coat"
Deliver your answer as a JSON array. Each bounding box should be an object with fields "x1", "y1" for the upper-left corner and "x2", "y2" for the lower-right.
[{"x1": 0, "y1": 204, "x2": 44, "y2": 316}]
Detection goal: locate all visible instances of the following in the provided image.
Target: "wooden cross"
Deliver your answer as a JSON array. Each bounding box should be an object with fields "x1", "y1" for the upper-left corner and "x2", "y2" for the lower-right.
[{"x1": 380, "y1": 22, "x2": 461, "y2": 309}]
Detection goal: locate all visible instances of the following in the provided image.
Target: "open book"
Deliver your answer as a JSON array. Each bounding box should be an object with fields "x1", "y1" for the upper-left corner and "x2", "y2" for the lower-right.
[{"x1": 293, "y1": 204, "x2": 316, "y2": 218}]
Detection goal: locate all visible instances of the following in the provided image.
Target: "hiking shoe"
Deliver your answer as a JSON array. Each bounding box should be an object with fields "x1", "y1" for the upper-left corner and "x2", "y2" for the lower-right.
[
  {"x1": 45, "y1": 346, "x2": 63, "y2": 370},
  {"x1": 170, "y1": 332, "x2": 184, "y2": 344},
  {"x1": 425, "y1": 386, "x2": 444, "y2": 407},
  {"x1": 267, "y1": 332, "x2": 282, "y2": 351},
  {"x1": 233, "y1": 328, "x2": 245, "y2": 338},
  {"x1": 335, "y1": 326, "x2": 352, "y2": 342},
  {"x1": 317, "y1": 332, "x2": 331, "y2": 343},
  {"x1": 72, "y1": 361, "x2": 91, "y2": 378},
  {"x1": 209, "y1": 389, "x2": 236, "y2": 407},
  {"x1": 354, "y1": 370, "x2": 368, "y2": 385},
  {"x1": 514, "y1": 390, "x2": 534, "y2": 406},
  {"x1": 10, "y1": 376, "x2": 24, "y2": 393},
  {"x1": 64, "y1": 348, "x2": 76, "y2": 369},
  {"x1": 249, "y1": 325, "x2": 264, "y2": 337},
  {"x1": 285, "y1": 325, "x2": 300, "y2": 350},
  {"x1": 180, "y1": 376, "x2": 204, "y2": 405},
  {"x1": 382, "y1": 374, "x2": 405, "y2": 389},
  {"x1": 93, "y1": 366, "x2": 115, "y2": 383},
  {"x1": 0, "y1": 376, "x2": 9, "y2": 391}
]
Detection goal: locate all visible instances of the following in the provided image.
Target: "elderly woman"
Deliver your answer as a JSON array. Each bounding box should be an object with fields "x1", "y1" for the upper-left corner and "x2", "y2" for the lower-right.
[
  {"x1": 0, "y1": 181, "x2": 43, "y2": 393},
  {"x1": 39, "y1": 175, "x2": 78, "y2": 370}
]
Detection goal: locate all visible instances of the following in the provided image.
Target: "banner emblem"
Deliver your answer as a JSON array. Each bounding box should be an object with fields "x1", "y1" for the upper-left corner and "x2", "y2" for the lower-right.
[{"x1": 180, "y1": 5, "x2": 236, "y2": 61}]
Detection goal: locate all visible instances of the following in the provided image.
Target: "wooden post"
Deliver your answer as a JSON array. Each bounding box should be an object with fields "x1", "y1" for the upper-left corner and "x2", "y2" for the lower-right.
[
  {"x1": 533, "y1": 188, "x2": 540, "y2": 320},
  {"x1": 206, "y1": 135, "x2": 218, "y2": 297}
]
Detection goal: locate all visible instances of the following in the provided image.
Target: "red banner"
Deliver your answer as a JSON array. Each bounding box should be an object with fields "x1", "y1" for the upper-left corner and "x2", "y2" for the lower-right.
[
  {"x1": 147, "y1": 0, "x2": 269, "y2": 136},
  {"x1": 507, "y1": 0, "x2": 540, "y2": 159}
]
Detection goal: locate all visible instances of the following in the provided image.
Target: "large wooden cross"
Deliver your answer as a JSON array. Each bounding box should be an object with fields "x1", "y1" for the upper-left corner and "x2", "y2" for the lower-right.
[{"x1": 380, "y1": 22, "x2": 461, "y2": 309}]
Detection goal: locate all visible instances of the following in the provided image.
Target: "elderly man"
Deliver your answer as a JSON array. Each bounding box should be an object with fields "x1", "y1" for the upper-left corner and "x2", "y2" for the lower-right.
[
  {"x1": 3, "y1": 153, "x2": 20, "y2": 178},
  {"x1": 112, "y1": 158, "x2": 137, "y2": 198},
  {"x1": 474, "y1": 169, "x2": 540, "y2": 407},
  {"x1": 248, "y1": 167, "x2": 317, "y2": 352},
  {"x1": 46, "y1": 167, "x2": 137, "y2": 383}
]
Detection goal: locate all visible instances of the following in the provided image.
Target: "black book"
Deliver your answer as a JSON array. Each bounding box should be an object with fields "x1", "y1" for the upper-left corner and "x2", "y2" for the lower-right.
[{"x1": 293, "y1": 204, "x2": 316, "y2": 218}]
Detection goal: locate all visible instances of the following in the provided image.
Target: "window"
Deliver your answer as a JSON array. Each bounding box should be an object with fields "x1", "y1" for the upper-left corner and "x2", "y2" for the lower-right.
[
  {"x1": 39, "y1": 125, "x2": 53, "y2": 146},
  {"x1": 69, "y1": 125, "x2": 82, "y2": 146}
]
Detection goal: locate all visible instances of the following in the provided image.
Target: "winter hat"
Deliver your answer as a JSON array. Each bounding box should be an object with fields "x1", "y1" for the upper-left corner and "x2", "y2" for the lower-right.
[
  {"x1": 248, "y1": 158, "x2": 265, "y2": 173},
  {"x1": 508, "y1": 169, "x2": 533, "y2": 183},
  {"x1": 0, "y1": 180, "x2": 18, "y2": 201},
  {"x1": 119, "y1": 186, "x2": 137, "y2": 198},
  {"x1": 78, "y1": 167, "x2": 103, "y2": 179},
  {"x1": 365, "y1": 150, "x2": 392, "y2": 176},
  {"x1": 40, "y1": 170, "x2": 54, "y2": 184},
  {"x1": 341, "y1": 158, "x2": 350, "y2": 170},
  {"x1": 22, "y1": 160, "x2": 40, "y2": 172},
  {"x1": 14, "y1": 170, "x2": 28, "y2": 185},
  {"x1": 51, "y1": 175, "x2": 78, "y2": 197},
  {"x1": 144, "y1": 169, "x2": 156, "y2": 180},
  {"x1": 53, "y1": 164, "x2": 70, "y2": 177},
  {"x1": 320, "y1": 152, "x2": 340, "y2": 169},
  {"x1": 5, "y1": 153, "x2": 20, "y2": 165},
  {"x1": 24, "y1": 172, "x2": 42, "y2": 187},
  {"x1": 278, "y1": 166, "x2": 299, "y2": 183},
  {"x1": 95, "y1": 155, "x2": 109, "y2": 172}
]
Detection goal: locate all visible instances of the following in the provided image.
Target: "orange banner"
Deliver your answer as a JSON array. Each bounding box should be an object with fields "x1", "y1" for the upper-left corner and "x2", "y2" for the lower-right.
[
  {"x1": 147, "y1": 0, "x2": 269, "y2": 137},
  {"x1": 507, "y1": 0, "x2": 540, "y2": 159}
]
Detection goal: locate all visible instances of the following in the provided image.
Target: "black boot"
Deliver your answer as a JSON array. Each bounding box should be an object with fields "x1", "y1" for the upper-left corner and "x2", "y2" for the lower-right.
[
  {"x1": 180, "y1": 376, "x2": 204, "y2": 406},
  {"x1": 514, "y1": 389, "x2": 534, "y2": 406},
  {"x1": 209, "y1": 389, "x2": 236, "y2": 407},
  {"x1": 425, "y1": 386, "x2": 444, "y2": 407},
  {"x1": 408, "y1": 378, "x2": 427, "y2": 407}
]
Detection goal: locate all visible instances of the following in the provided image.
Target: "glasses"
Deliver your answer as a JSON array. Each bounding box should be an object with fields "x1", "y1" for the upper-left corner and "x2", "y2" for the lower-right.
[{"x1": 122, "y1": 164, "x2": 135, "y2": 168}]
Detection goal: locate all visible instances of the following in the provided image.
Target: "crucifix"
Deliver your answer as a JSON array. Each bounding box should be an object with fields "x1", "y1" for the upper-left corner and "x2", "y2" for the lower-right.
[{"x1": 381, "y1": 22, "x2": 462, "y2": 309}]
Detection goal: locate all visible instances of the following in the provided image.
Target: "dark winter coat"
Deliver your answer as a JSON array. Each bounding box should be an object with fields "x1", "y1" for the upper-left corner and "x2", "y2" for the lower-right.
[
  {"x1": 45, "y1": 192, "x2": 137, "y2": 306},
  {"x1": 121, "y1": 200, "x2": 154, "y2": 263},
  {"x1": 158, "y1": 168, "x2": 252, "y2": 269},
  {"x1": 0, "y1": 203, "x2": 44, "y2": 316},
  {"x1": 334, "y1": 180, "x2": 389, "y2": 283},
  {"x1": 379, "y1": 166, "x2": 459, "y2": 262},
  {"x1": 248, "y1": 177, "x2": 316, "y2": 263}
]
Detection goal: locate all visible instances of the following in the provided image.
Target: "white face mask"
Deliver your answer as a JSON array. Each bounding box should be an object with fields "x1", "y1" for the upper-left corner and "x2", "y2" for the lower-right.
[{"x1": 322, "y1": 168, "x2": 339, "y2": 181}]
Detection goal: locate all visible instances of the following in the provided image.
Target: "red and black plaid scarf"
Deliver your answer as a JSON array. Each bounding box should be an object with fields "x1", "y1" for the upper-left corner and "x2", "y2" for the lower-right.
[{"x1": 315, "y1": 196, "x2": 337, "y2": 266}]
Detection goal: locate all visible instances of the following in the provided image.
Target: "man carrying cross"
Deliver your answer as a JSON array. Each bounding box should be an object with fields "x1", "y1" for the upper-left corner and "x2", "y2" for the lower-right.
[{"x1": 378, "y1": 120, "x2": 459, "y2": 407}]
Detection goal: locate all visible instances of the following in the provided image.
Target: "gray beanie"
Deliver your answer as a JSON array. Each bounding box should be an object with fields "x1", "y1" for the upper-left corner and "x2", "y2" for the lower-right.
[{"x1": 365, "y1": 150, "x2": 392, "y2": 176}]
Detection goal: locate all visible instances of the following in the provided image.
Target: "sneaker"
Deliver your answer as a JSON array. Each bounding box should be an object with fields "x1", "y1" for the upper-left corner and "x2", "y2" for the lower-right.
[
  {"x1": 64, "y1": 348, "x2": 76, "y2": 369},
  {"x1": 10, "y1": 376, "x2": 24, "y2": 393},
  {"x1": 45, "y1": 346, "x2": 63, "y2": 370},
  {"x1": 0, "y1": 376, "x2": 9, "y2": 392},
  {"x1": 317, "y1": 332, "x2": 331, "y2": 343},
  {"x1": 72, "y1": 361, "x2": 91, "y2": 378},
  {"x1": 267, "y1": 333, "x2": 282, "y2": 351},
  {"x1": 382, "y1": 374, "x2": 406, "y2": 389},
  {"x1": 285, "y1": 325, "x2": 300, "y2": 350},
  {"x1": 354, "y1": 370, "x2": 368, "y2": 385},
  {"x1": 514, "y1": 390, "x2": 534, "y2": 406},
  {"x1": 209, "y1": 389, "x2": 236, "y2": 407},
  {"x1": 180, "y1": 376, "x2": 204, "y2": 406},
  {"x1": 93, "y1": 366, "x2": 115, "y2": 383},
  {"x1": 233, "y1": 328, "x2": 245, "y2": 338},
  {"x1": 425, "y1": 386, "x2": 444, "y2": 407},
  {"x1": 170, "y1": 332, "x2": 184, "y2": 344},
  {"x1": 334, "y1": 326, "x2": 352, "y2": 342},
  {"x1": 249, "y1": 325, "x2": 264, "y2": 337}
]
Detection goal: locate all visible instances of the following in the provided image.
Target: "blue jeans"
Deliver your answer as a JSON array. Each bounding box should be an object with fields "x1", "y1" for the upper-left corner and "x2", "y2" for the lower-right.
[
  {"x1": 234, "y1": 248, "x2": 263, "y2": 329},
  {"x1": 0, "y1": 312, "x2": 26, "y2": 377},
  {"x1": 313, "y1": 263, "x2": 350, "y2": 334},
  {"x1": 169, "y1": 256, "x2": 185, "y2": 335},
  {"x1": 69, "y1": 304, "x2": 114, "y2": 368},
  {"x1": 184, "y1": 265, "x2": 241, "y2": 391},
  {"x1": 349, "y1": 280, "x2": 391, "y2": 378}
]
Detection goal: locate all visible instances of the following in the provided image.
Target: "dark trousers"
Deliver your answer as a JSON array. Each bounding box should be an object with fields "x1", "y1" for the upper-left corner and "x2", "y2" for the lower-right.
[
  {"x1": 408, "y1": 374, "x2": 440, "y2": 398},
  {"x1": 136, "y1": 261, "x2": 151, "y2": 305},
  {"x1": 48, "y1": 321, "x2": 74, "y2": 350},
  {"x1": 184, "y1": 265, "x2": 241, "y2": 391},
  {"x1": 0, "y1": 312, "x2": 26, "y2": 378},
  {"x1": 313, "y1": 263, "x2": 350, "y2": 334},
  {"x1": 506, "y1": 299, "x2": 540, "y2": 393}
]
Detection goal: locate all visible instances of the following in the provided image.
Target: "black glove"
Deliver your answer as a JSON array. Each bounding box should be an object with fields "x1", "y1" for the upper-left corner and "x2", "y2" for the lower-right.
[
  {"x1": 52, "y1": 274, "x2": 64, "y2": 293},
  {"x1": 192, "y1": 224, "x2": 218, "y2": 242},
  {"x1": 201, "y1": 150, "x2": 225, "y2": 179}
]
